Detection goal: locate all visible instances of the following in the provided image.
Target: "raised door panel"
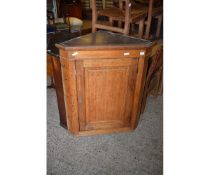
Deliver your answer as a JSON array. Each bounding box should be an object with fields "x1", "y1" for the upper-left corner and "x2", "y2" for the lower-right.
[{"x1": 76, "y1": 58, "x2": 138, "y2": 131}]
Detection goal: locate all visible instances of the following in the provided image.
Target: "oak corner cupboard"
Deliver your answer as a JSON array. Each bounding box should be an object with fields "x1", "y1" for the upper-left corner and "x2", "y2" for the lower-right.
[{"x1": 56, "y1": 31, "x2": 153, "y2": 136}]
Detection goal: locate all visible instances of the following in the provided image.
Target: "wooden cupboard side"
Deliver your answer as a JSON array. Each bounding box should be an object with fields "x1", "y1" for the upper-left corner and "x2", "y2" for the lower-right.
[
  {"x1": 60, "y1": 50, "x2": 79, "y2": 134},
  {"x1": 51, "y1": 56, "x2": 67, "y2": 128},
  {"x1": 130, "y1": 49, "x2": 149, "y2": 129}
]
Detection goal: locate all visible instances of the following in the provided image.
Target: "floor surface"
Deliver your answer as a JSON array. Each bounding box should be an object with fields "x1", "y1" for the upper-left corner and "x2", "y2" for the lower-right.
[{"x1": 47, "y1": 84, "x2": 163, "y2": 175}]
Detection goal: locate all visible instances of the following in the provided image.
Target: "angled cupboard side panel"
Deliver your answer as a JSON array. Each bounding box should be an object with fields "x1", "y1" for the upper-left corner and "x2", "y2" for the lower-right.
[
  {"x1": 51, "y1": 55, "x2": 67, "y2": 128},
  {"x1": 130, "y1": 49, "x2": 149, "y2": 129},
  {"x1": 60, "y1": 50, "x2": 79, "y2": 134}
]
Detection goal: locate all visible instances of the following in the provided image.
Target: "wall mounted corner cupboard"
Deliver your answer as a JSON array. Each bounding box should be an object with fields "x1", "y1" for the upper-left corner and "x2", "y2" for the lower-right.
[{"x1": 56, "y1": 31, "x2": 153, "y2": 136}]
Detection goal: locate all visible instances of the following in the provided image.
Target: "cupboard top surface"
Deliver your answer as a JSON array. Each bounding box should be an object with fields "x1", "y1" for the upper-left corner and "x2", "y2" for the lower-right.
[{"x1": 56, "y1": 31, "x2": 152, "y2": 51}]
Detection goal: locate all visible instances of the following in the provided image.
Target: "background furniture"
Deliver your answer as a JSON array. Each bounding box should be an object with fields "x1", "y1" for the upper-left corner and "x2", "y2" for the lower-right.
[
  {"x1": 47, "y1": 54, "x2": 54, "y2": 88},
  {"x1": 92, "y1": 0, "x2": 147, "y2": 37},
  {"x1": 132, "y1": 0, "x2": 163, "y2": 39},
  {"x1": 47, "y1": 0, "x2": 58, "y2": 18},
  {"x1": 53, "y1": 17, "x2": 71, "y2": 32},
  {"x1": 47, "y1": 55, "x2": 53, "y2": 77},
  {"x1": 149, "y1": 40, "x2": 163, "y2": 96},
  {"x1": 92, "y1": 0, "x2": 132, "y2": 35},
  {"x1": 47, "y1": 10, "x2": 71, "y2": 33},
  {"x1": 56, "y1": 31, "x2": 153, "y2": 136},
  {"x1": 58, "y1": 0, "x2": 83, "y2": 19},
  {"x1": 47, "y1": 31, "x2": 80, "y2": 128},
  {"x1": 91, "y1": 0, "x2": 162, "y2": 39},
  {"x1": 66, "y1": 17, "x2": 84, "y2": 33},
  {"x1": 140, "y1": 40, "x2": 163, "y2": 114},
  {"x1": 47, "y1": 11, "x2": 83, "y2": 34},
  {"x1": 47, "y1": 0, "x2": 84, "y2": 33},
  {"x1": 47, "y1": 32, "x2": 55, "y2": 88}
]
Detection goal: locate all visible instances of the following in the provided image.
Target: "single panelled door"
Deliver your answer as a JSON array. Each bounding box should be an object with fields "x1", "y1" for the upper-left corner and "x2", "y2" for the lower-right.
[{"x1": 75, "y1": 57, "x2": 139, "y2": 131}]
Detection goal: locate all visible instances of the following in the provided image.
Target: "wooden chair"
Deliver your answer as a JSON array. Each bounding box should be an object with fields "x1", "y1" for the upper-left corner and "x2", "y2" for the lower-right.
[
  {"x1": 143, "y1": 0, "x2": 163, "y2": 39},
  {"x1": 92, "y1": 0, "x2": 147, "y2": 37},
  {"x1": 140, "y1": 41, "x2": 163, "y2": 114}
]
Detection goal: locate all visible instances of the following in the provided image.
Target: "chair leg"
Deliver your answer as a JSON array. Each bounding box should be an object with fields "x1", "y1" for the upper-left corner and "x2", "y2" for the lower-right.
[
  {"x1": 109, "y1": 18, "x2": 113, "y2": 26},
  {"x1": 145, "y1": 19, "x2": 152, "y2": 39},
  {"x1": 92, "y1": 25, "x2": 96, "y2": 32},
  {"x1": 92, "y1": 0, "x2": 97, "y2": 32},
  {"x1": 155, "y1": 14, "x2": 163, "y2": 38},
  {"x1": 118, "y1": 21, "x2": 122, "y2": 28},
  {"x1": 144, "y1": 0, "x2": 153, "y2": 39},
  {"x1": 131, "y1": 23, "x2": 135, "y2": 33},
  {"x1": 124, "y1": 19, "x2": 130, "y2": 35},
  {"x1": 138, "y1": 18, "x2": 145, "y2": 39},
  {"x1": 92, "y1": 16, "x2": 97, "y2": 32},
  {"x1": 123, "y1": 0, "x2": 131, "y2": 35},
  {"x1": 124, "y1": 26, "x2": 130, "y2": 35}
]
